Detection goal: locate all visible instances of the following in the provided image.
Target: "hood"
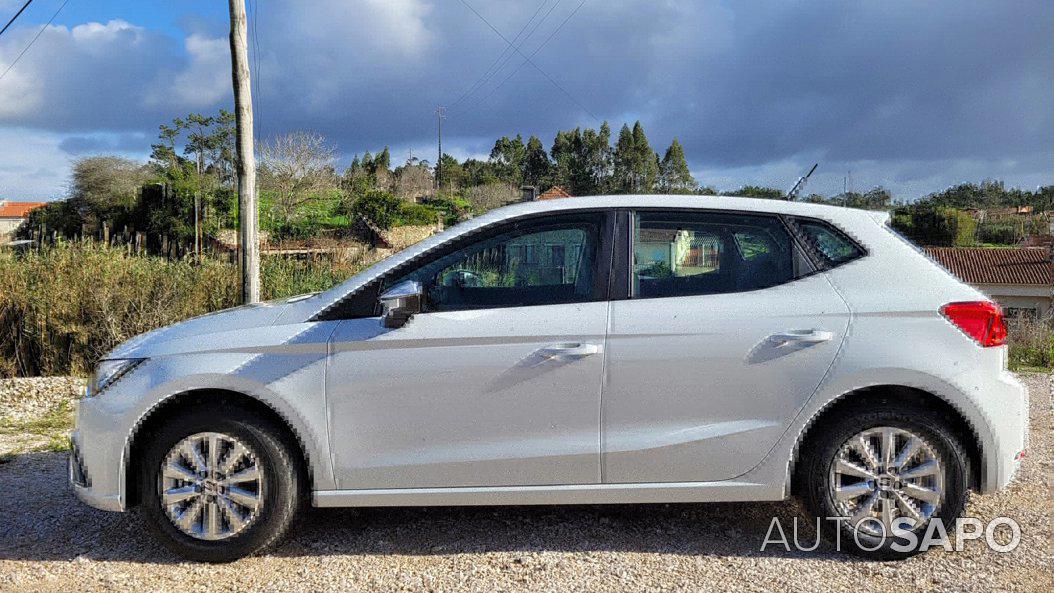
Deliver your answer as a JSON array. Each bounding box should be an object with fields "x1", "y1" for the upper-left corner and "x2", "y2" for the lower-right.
[{"x1": 107, "y1": 299, "x2": 292, "y2": 359}]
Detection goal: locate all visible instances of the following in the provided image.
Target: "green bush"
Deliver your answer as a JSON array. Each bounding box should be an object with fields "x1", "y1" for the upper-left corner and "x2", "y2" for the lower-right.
[
  {"x1": 349, "y1": 189, "x2": 401, "y2": 229},
  {"x1": 395, "y1": 203, "x2": 439, "y2": 226}
]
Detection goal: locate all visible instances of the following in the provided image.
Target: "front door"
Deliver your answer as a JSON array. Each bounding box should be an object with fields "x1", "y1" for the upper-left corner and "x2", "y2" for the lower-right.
[
  {"x1": 602, "y1": 209, "x2": 851, "y2": 483},
  {"x1": 328, "y1": 211, "x2": 612, "y2": 489}
]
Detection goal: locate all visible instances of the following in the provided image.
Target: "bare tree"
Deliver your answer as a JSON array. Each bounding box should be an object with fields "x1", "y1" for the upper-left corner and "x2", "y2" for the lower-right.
[
  {"x1": 394, "y1": 162, "x2": 435, "y2": 202},
  {"x1": 257, "y1": 131, "x2": 339, "y2": 224},
  {"x1": 69, "y1": 156, "x2": 152, "y2": 209}
]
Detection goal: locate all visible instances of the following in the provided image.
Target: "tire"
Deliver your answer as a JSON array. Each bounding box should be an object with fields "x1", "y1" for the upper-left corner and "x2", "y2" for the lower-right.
[
  {"x1": 797, "y1": 402, "x2": 970, "y2": 560},
  {"x1": 138, "y1": 403, "x2": 303, "y2": 562}
]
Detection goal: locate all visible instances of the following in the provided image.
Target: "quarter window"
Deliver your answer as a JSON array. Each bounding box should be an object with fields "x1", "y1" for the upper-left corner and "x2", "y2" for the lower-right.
[
  {"x1": 632, "y1": 211, "x2": 812, "y2": 298},
  {"x1": 792, "y1": 218, "x2": 864, "y2": 266}
]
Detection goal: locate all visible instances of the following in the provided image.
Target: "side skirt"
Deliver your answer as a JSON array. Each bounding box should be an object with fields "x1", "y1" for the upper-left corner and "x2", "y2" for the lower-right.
[{"x1": 313, "y1": 481, "x2": 785, "y2": 508}]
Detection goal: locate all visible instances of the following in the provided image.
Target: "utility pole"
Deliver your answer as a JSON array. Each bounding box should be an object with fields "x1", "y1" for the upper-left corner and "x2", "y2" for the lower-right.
[
  {"x1": 194, "y1": 152, "x2": 202, "y2": 264},
  {"x1": 228, "y1": 0, "x2": 259, "y2": 303},
  {"x1": 435, "y1": 106, "x2": 446, "y2": 191}
]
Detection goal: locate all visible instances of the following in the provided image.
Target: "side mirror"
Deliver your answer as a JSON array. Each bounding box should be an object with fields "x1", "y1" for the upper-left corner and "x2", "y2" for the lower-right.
[{"x1": 379, "y1": 280, "x2": 423, "y2": 328}]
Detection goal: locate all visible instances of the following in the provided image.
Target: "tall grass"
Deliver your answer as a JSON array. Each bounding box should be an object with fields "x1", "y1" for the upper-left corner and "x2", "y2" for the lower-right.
[
  {"x1": 1008, "y1": 315, "x2": 1054, "y2": 371},
  {"x1": 0, "y1": 243, "x2": 369, "y2": 377}
]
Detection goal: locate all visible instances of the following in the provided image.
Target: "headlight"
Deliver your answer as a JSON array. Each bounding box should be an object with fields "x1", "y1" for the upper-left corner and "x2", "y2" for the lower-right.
[{"x1": 86, "y1": 358, "x2": 146, "y2": 398}]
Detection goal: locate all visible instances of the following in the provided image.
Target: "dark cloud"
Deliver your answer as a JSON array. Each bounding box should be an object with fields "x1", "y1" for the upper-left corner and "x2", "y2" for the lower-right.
[{"x1": 0, "y1": 0, "x2": 1052, "y2": 198}]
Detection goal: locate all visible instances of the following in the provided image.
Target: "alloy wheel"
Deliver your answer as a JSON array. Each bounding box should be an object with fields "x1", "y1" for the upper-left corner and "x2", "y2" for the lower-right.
[
  {"x1": 159, "y1": 432, "x2": 264, "y2": 541},
  {"x1": 829, "y1": 426, "x2": 944, "y2": 537}
]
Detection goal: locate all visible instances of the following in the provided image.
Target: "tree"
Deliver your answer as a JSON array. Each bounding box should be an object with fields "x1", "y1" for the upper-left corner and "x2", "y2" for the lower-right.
[
  {"x1": 393, "y1": 160, "x2": 434, "y2": 201},
  {"x1": 70, "y1": 156, "x2": 152, "y2": 210},
  {"x1": 257, "y1": 131, "x2": 339, "y2": 227},
  {"x1": 733, "y1": 186, "x2": 784, "y2": 200},
  {"x1": 437, "y1": 153, "x2": 467, "y2": 190},
  {"x1": 581, "y1": 122, "x2": 613, "y2": 194},
  {"x1": 489, "y1": 135, "x2": 526, "y2": 185},
  {"x1": 612, "y1": 122, "x2": 658, "y2": 193},
  {"x1": 631, "y1": 121, "x2": 659, "y2": 192},
  {"x1": 522, "y1": 135, "x2": 551, "y2": 188},
  {"x1": 658, "y1": 138, "x2": 697, "y2": 194},
  {"x1": 611, "y1": 123, "x2": 635, "y2": 193}
]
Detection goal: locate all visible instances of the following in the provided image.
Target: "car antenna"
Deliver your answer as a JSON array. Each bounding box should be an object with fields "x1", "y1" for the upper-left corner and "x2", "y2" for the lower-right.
[{"x1": 786, "y1": 163, "x2": 818, "y2": 201}]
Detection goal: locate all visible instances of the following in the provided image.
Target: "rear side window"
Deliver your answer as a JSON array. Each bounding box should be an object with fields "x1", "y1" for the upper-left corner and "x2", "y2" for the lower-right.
[
  {"x1": 631, "y1": 211, "x2": 814, "y2": 299},
  {"x1": 791, "y1": 218, "x2": 864, "y2": 267}
]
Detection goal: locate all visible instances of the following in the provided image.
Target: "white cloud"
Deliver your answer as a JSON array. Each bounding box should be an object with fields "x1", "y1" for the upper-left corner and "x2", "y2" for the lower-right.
[{"x1": 151, "y1": 34, "x2": 231, "y2": 109}]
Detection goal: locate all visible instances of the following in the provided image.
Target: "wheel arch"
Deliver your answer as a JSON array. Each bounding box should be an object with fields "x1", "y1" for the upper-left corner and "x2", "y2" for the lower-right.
[
  {"x1": 124, "y1": 388, "x2": 313, "y2": 508},
  {"x1": 788, "y1": 384, "x2": 984, "y2": 494}
]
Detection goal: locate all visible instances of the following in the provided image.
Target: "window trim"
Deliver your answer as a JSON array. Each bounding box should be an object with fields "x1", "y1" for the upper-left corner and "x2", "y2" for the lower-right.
[
  {"x1": 618, "y1": 207, "x2": 823, "y2": 301},
  {"x1": 312, "y1": 209, "x2": 616, "y2": 321}
]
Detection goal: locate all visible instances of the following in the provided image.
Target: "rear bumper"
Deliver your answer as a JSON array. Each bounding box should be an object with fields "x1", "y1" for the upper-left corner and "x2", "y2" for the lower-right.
[{"x1": 976, "y1": 371, "x2": 1029, "y2": 494}]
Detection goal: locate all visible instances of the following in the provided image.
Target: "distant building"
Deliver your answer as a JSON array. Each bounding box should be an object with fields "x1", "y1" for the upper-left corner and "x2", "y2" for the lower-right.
[
  {"x1": 925, "y1": 246, "x2": 1053, "y2": 320},
  {"x1": 0, "y1": 200, "x2": 46, "y2": 242},
  {"x1": 536, "y1": 186, "x2": 573, "y2": 201}
]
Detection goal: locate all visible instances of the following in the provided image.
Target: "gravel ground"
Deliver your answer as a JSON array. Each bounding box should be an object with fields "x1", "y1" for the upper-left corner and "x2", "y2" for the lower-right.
[{"x1": 0, "y1": 374, "x2": 1050, "y2": 593}]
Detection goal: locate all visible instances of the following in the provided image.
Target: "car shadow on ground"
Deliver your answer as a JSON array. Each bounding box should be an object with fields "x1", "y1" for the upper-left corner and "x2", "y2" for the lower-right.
[{"x1": 0, "y1": 451, "x2": 852, "y2": 564}]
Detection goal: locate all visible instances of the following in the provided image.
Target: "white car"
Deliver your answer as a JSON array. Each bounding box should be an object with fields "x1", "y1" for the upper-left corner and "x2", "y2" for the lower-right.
[{"x1": 70, "y1": 195, "x2": 1028, "y2": 562}]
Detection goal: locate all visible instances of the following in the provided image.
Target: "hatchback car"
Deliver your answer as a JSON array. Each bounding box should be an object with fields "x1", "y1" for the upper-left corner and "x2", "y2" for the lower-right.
[{"x1": 70, "y1": 195, "x2": 1028, "y2": 561}]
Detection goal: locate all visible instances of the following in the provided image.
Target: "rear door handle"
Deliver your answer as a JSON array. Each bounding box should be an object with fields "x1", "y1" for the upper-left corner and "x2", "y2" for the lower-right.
[
  {"x1": 768, "y1": 330, "x2": 834, "y2": 347},
  {"x1": 538, "y1": 342, "x2": 601, "y2": 358}
]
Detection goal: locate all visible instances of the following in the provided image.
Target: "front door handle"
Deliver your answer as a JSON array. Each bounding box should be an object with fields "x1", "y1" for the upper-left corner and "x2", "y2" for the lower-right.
[
  {"x1": 768, "y1": 330, "x2": 834, "y2": 347},
  {"x1": 538, "y1": 342, "x2": 601, "y2": 358}
]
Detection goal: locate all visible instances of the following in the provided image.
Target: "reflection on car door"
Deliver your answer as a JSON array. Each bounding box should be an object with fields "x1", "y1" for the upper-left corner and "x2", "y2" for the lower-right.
[
  {"x1": 602, "y1": 210, "x2": 850, "y2": 483},
  {"x1": 327, "y1": 212, "x2": 612, "y2": 489}
]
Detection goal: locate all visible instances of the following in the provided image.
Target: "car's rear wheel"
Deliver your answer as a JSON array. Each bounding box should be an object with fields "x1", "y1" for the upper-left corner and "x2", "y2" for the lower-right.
[
  {"x1": 798, "y1": 404, "x2": 970, "y2": 559},
  {"x1": 139, "y1": 405, "x2": 302, "y2": 562}
]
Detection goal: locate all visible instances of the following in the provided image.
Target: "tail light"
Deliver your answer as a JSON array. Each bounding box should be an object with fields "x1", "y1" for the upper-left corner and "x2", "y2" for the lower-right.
[{"x1": 940, "y1": 301, "x2": 1008, "y2": 347}]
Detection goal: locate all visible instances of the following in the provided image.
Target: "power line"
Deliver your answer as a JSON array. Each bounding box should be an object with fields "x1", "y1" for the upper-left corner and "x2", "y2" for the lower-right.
[
  {"x1": 454, "y1": 0, "x2": 598, "y2": 121},
  {"x1": 448, "y1": 0, "x2": 551, "y2": 110},
  {"x1": 456, "y1": 0, "x2": 564, "y2": 114},
  {"x1": 0, "y1": 0, "x2": 70, "y2": 84},
  {"x1": 460, "y1": 0, "x2": 587, "y2": 116},
  {"x1": 0, "y1": 0, "x2": 33, "y2": 40}
]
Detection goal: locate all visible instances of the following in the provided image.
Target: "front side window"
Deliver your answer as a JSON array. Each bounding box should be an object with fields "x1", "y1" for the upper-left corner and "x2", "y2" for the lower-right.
[
  {"x1": 391, "y1": 218, "x2": 601, "y2": 312},
  {"x1": 632, "y1": 211, "x2": 811, "y2": 298}
]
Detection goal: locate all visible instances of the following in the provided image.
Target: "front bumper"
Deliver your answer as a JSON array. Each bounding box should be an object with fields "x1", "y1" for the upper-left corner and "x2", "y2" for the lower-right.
[{"x1": 68, "y1": 390, "x2": 130, "y2": 513}]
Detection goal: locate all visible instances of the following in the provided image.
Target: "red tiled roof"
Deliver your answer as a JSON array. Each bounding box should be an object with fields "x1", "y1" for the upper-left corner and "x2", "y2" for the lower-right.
[
  {"x1": 924, "y1": 247, "x2": 1053, "y2": 286},
  {"x1": 0, "y1": 201, "x2": 46, "y2": 218},
  {"x1": 537, "y1": 186, "x2": 572, "y2": 200}
]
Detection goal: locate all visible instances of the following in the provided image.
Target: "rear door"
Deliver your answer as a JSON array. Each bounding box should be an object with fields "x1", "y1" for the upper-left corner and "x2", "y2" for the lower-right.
[{"x1": 602, "y1": 209, "x2": 851, "y2": 483}]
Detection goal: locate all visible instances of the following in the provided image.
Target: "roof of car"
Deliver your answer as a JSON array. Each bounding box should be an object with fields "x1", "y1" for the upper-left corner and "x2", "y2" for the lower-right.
[{"x1": 486, "y1": 194, "x2": 877, "y2": 221}]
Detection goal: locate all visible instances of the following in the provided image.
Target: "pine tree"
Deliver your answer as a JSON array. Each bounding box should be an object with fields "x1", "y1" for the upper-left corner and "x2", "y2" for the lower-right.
[
  {"x1": 581, "y1": 122, "x2": 613, "y2": 194},
  {"x1": 612, "y1": 124, "x2": 636, "y2": 193},
  {"x1": 522, "y1": 135, "x2": 551, "y2": 188},
  {"x1": 374, "y1": 147, "x2": 391, "y2": 172},
  {"x1": 631, "y1": 121, "x2": 658, "y2": 192},
  {"x1": 658, "y1": 138, "x2": 697, "y2": 194}
]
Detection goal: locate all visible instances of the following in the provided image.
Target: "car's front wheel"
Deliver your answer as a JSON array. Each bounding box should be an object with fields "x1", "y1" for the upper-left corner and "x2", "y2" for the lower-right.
[
  {"x1": 138, "y1": 404, "x2": 303, "y2": 562},
  {"x1": 798, "y1": 403, "x2": 970, "y2": 559}
]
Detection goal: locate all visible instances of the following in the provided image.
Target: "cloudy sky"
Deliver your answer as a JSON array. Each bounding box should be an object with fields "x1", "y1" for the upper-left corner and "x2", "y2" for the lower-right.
[{"x1": 1, "y1": 0, "x2": 1052, "y2": 201}]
